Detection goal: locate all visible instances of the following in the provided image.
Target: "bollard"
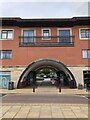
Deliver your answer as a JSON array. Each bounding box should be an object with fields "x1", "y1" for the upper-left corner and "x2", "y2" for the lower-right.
[
  {"x1": 33, "y1": 85, "x2": 35, "y2": 92},
  {"x1": 59, "y1": 84, "x2": 61, "y2": 92},
  {"x1": 33, "y1": 88, "x2": 35, "y2": 92}
]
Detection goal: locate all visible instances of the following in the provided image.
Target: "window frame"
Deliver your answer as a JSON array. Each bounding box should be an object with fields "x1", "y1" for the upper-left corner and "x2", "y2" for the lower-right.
[
  {"x1": 79, "y1": 28, "x2": 90, "y2": 40},
  {"x1": 0, "y1": 29, "x2": 14, "y2": 40},
  {"x1": 0, "y1": 50, "x2": 12, "y2": 59},
  {"x1": 82, "y1": 49, "x2": 90, "y2": 59},
  {"x1": 42, "y1": 28, "x2": 51, "y2": 40},
  {"x1": 57, "y1": 28, "x2": 72, "y2": 43}
]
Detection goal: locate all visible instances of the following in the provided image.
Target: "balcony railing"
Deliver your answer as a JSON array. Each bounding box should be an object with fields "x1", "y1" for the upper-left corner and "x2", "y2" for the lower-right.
[{"x1": 19, "y1": 36, "x2": 74, "y2": 47}]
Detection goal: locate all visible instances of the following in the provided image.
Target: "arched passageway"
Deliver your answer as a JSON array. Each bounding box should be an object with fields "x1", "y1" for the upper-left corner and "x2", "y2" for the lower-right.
[{"x1": 17, "y1": 59, "x2": 77, "y2": 89}]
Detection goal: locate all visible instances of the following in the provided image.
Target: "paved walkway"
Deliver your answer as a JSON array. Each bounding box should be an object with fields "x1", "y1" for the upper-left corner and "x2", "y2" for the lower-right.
[
  {"x1": 0, "y1": 88, "x2": 89, "y2": 119},
  {"x1": 1, "y1": 104, "x2": 88, "y2": 119}
]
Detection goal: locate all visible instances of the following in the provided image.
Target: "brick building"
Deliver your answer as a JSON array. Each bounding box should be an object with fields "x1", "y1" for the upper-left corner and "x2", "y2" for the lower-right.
[{"x1": 0, "y1": 17, "x2": 90, "y2": 89}]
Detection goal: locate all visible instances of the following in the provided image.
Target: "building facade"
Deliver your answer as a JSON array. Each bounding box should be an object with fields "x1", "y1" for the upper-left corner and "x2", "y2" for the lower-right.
[{"x1": 0, "y1": 17, "x2": 90, "y2": 89}]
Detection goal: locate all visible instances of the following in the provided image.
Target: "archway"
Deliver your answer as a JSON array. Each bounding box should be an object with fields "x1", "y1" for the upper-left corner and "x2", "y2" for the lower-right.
[{"x1": 17, "y1": 59, "x2": 77, "y2": 89}]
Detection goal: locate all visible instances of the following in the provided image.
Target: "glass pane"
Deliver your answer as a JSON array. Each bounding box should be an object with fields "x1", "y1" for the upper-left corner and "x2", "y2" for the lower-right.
[
  {"x1": 23, "y1": 30, "x2": 29, "y2": 36},
  {"x1": 59, "y1": 30, "x2": 70, "y2": 42},
  {"x1": 1, "y1": 31, "x2": 7, "y2": 39},
  {"x1": 85, "y1": 30, "x2": 89, "y2": 38},
  {"x1": 1, "y1": 51, "x2": 12, "y2": 59},
  {"x1": 81, "y1": 29, "x2": 85, "y2": 33},
  {"x1": 43, "y1": 32, "x2": 49, "y2": 36},
  {"x1": 28, "y1": 31, "x2": 34, "y2": 36},
  {"x1": 88, "y1": 30, "x2": 90, "y2": 38},
  {"x1": 29, "y1": 31, "x2": 34, "y2": 42},
  {"x1": 81, "y1": 29, "x2": 90, "y2": 38},
  {"x1": 82, "y1": 50, "x2": 87, "y2": 58},
  {"x1": 81, "y1": 33, "x2": 86, "y2": 38},
  {"x1": 0, "y1": 51, "x2": 1, "y2": 59},
  {"x1": 8, "y1": 31, "x2": 13, "y2": 39},
  {"x1": 86, "y1": 29, "x2": 90, "y2": 38},
  {"x1": 1, "y1": 51, "x2": 3, "y2": 59},
  {"x1": 6, "y1": 51, "x2": 11, "y2": 59},
  {"x1": 43, "y1": 30, "x2": 49, "y2": 39},
  {"x1": 88, "y1": 50, "x2": 90, "y2": 58},
  {"x1": 60, "y1": 30, "x2": 70, "y2": 36},
  {"x1": 23, "y1": 30, "x2": 34, "y2": 43},
  {"x1": 1, "y1": 51, "x2": 5, "y2": 59},
  {"x1": 8, "y1": 51, "x2": 12, "y2": 59}
]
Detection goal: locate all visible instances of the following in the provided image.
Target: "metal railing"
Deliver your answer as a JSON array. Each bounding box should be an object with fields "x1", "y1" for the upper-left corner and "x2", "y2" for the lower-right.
[{"x1": 19, "y1": 36, "x2": 74, "y2": 47}]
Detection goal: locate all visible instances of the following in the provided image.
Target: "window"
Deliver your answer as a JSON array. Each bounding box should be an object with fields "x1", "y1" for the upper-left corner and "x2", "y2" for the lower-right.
[
  {"x1": 58, "y1": 29, "x2": 71, "y2": 42},
  {"x1": 1, "y1": 30, "x2": 13, "y2": 39},
  {"x1": 82, "y1": 50, "x2": 90, "y2": 58},
  {"x1": 23, "y1": 30, "x2": 34, "y2": 43},
  {"x1": 42, "y1": 29, "x2": 50, "y2": 39},
  {"x1": 0, "y1": 50, "x2": 12, "y2": 59},
  {"x1": 80, "y1": 29, "x2": 90, "y2": 39}
]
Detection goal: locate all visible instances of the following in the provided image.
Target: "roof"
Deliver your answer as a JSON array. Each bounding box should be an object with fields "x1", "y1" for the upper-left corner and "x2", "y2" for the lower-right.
[{"x1": 0, "y1": 17, "x2": 89, "y2": 27}]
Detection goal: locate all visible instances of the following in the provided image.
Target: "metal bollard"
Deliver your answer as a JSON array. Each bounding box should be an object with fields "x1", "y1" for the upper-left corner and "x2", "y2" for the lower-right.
[
  {"x1": 59, "y1": 84, "x2": 61, "y2": 92},
  {"x1": 33, "y1": 85, "x2": 35, "y2": 92}
]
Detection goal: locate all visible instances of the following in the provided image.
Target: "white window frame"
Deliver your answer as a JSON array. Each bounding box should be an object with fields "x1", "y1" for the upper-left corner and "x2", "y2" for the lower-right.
[
  {"x1": 21, "y1": 28, "x2": 36, "y2": 42},
  {"x1": 42, "y1": 28, "x2": 51, "y2": 40},
  {"x1": 57, "y1": 28, "x2": 72, "y2": 42},
  {"x1": 79, "y1": 28, "x2": 90, "y2": 40},
  {"x1": 0, "y1": 29, "x2": 14, "y2": 40}
]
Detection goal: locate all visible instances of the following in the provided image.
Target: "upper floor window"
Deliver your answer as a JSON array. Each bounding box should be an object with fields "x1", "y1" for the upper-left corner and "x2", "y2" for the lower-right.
[
  {"x1": 0, "y1": 50, "x2": 12, "y2": 59},
  {"x1": 1, "y1": 30, "x2": 13, "y2": 40},
  {"x1": 58, "y1": 29, "x2": 71, "y2": 43},
  {"x1": 80, "y1": 28, "x2": 90, "y2": 39},
  {"x1": 82, "y1": 50, "x2": 90, "y2": 59},
  {"x1": 22, "y1": 30, "x2": 34, "y2": 43},
  {"x1": 42, "y1": 29, "x2": 51, "y2": 40}
]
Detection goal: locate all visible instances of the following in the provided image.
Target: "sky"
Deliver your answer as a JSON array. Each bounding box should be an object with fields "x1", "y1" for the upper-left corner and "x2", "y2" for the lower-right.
[{"x1": 0, "y1": 0, "x2": 90, "y2": 18}]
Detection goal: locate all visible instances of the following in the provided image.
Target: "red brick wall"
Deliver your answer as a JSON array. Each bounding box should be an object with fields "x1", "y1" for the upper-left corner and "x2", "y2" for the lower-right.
[{"x1": 0, "y1": 26, "x2": 89, "y2": 66}]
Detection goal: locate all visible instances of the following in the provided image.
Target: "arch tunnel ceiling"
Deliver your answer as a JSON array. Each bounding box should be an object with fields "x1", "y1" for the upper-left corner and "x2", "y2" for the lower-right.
[{"x1": 20, "y1": 59, "x2": 75, "y2": 81}]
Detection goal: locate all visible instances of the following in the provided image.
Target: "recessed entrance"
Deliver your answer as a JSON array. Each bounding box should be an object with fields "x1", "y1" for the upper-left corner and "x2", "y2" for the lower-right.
[{"x1": 17, "y1": 59, "x2": 77, "y2": 90}]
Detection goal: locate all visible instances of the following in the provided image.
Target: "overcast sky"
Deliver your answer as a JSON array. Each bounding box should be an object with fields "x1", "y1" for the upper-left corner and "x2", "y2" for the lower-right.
[{"x1": 0, "y1": 1, "x2": 89, "y2": 18}]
